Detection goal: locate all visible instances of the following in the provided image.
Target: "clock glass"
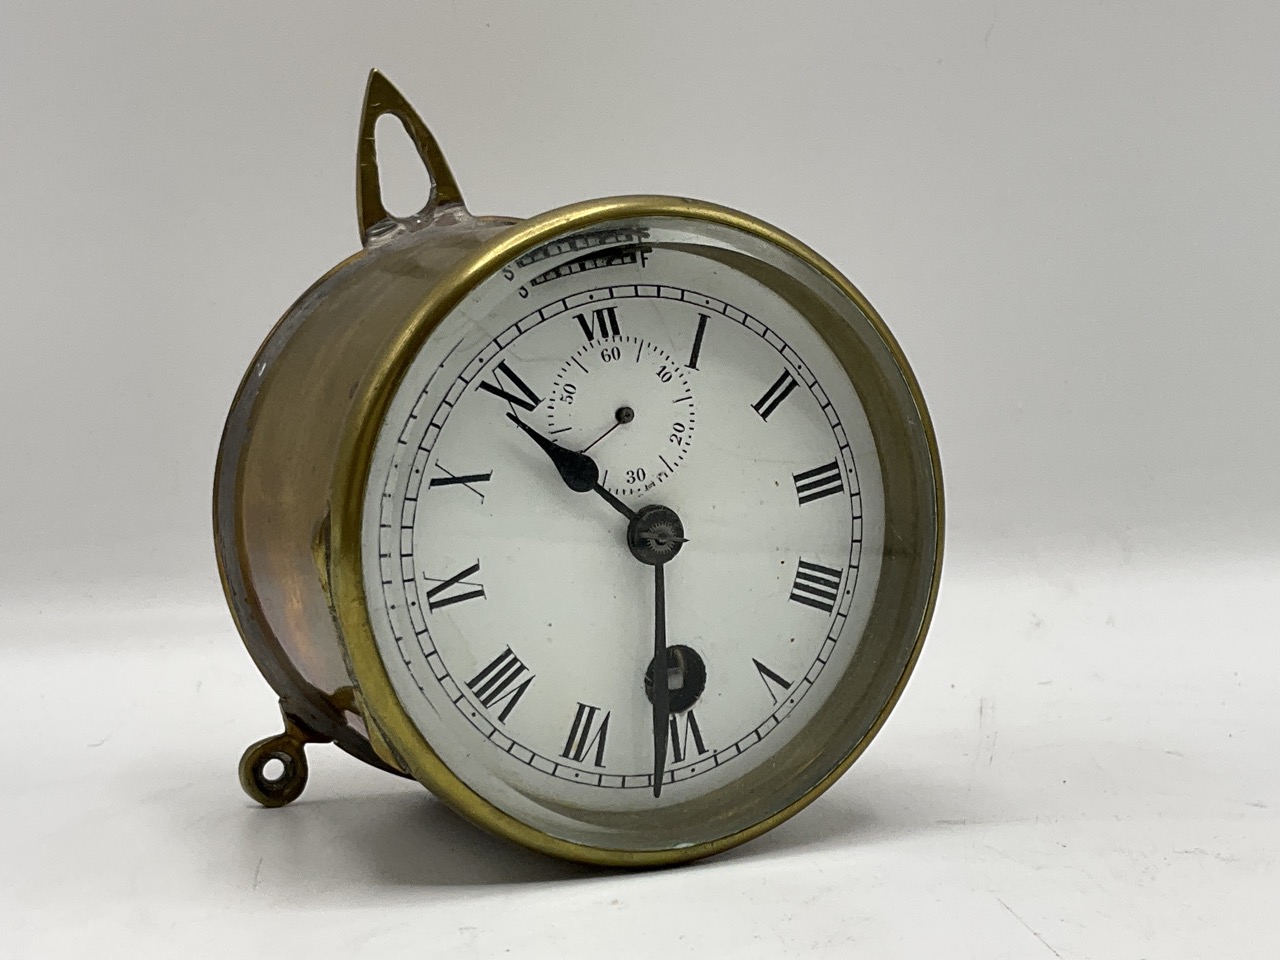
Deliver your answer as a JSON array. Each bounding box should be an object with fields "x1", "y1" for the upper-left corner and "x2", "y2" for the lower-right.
[{"x1": 356, "y1": 213, "x2": 937, "y2": 852}]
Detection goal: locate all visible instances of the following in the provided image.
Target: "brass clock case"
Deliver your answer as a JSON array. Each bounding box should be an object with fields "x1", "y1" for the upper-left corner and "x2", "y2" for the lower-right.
[{"x1": 214, "y1": 71, "x2": 943, "y2": 866}]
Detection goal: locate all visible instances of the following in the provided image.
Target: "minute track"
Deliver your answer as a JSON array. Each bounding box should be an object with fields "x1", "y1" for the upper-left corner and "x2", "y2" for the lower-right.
[{"x1": 374, "y1": 278, "x2": 868, "y2": 792}]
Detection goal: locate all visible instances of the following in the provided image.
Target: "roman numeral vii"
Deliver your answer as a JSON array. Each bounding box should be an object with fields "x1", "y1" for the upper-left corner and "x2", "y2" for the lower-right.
[{"x1": 561, "y1": 702, "x2": 610, "y2": 767}]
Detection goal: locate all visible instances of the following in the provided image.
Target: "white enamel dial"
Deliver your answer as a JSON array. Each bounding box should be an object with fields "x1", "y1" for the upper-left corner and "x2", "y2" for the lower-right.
[{"x1": 361, "y1": 218, "x2": 886, "y2": 848}]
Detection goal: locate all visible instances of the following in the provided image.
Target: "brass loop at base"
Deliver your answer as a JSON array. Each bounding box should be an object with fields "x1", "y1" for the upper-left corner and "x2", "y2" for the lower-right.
[{"x1": 239, "y1": 729, "x2": 310, "y2": 807}]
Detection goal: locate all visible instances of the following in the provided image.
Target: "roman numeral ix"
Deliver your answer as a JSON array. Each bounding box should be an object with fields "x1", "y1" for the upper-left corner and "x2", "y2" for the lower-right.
[
  {"x1": 424, "y1": 561, "x2": 485, "y2": 612},
  {"x1": 575, "y1": 306, "x2": 620, "y2": 341},
  {"x1": 561, "y1": 702, "x2": 610, "y2": 767},
  {"x1": 476, "y1": 360, "x2": 542, "y2": 411},
  {"x1": 752, "y1": 370, "x2": 798, "y2": 421},
  {"x1": 792, "y1": 460, "x2": 844, "y2": 505},
  {"x1": 428, "y1": 464, "x2": 492, "y2": 502},
  {"x1": 790, "y1": 559, "x2": 842, "y2": 614},
  {"x1": 466, "y1": 647, "x2": 533, "y2": 722}
]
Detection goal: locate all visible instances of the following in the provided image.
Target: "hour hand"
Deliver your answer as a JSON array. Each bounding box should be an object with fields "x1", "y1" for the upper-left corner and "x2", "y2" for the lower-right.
[{"x1": 505, "y1": 413, "x2": 637, "y2": 521}]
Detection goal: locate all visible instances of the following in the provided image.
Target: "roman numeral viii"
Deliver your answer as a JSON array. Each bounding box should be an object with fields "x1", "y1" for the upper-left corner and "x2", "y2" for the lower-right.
[
  {"x1": 668, "y1": 711, "x2": 709, "y2": 764},
  {"x1": 561, "y1": 702, "x2": 610, "y2": 767},
  {"x1": 793, "y1": 460, "x2": 843, "y2": 505},
  {"x1": 752, "y1": 370, "x2": 798, "y2": 421},
  {"x1": 476, "y1": 360, "x2": 542, "y2": 411},
  {"x1": 790, "y1": 559, "x2": 842, "y2": 614},
  {"x1": 466, "y1": 647, "x2": 533, "y2": 722},
  {"x1": 575, "y1": 306, "x2": 620, "y2": 341},
  {"x1": 424, "y1": 561, "x2": 485, "y2": 612}
]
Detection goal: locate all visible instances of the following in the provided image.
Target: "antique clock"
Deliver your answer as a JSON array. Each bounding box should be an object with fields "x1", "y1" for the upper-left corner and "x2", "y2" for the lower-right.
[{"x1": 214, "y1": 71, "x2": 943, "y2": 865}]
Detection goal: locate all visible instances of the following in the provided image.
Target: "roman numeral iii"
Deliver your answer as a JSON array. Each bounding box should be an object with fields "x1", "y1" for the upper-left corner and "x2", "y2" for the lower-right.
[
  {"x1": 752, "y1": 370, "x2": 798, "y2": 421},
  {"x1": 575, "y1": 306, "x2": 620, "y2": 341},
  {"x1": 466, "y1": 647, "x2": 533, "y2": 722},
  {"x1": 561, "y1": 702, "x2": 610, "y2": 767},
  {"x1": 476, "y1": 360, "x2": 542, "y2": 411},
  {"x1": 424, "y1": 561, "x2": 485, "y2": 612},
  {"x1": 789, "y1": 559, "x2": 842, "y2": 613},
  {"x1": 792, "y1": 460, "x2": 843, "y2": 505}
]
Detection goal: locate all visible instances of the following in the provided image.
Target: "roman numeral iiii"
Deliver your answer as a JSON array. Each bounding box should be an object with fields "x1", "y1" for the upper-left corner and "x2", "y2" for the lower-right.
[{"x1": 789, "y1": 559, "x2": 842, "y2": 613}]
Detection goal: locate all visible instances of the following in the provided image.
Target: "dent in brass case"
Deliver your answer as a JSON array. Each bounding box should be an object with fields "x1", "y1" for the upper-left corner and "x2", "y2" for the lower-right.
[{"x1": 215, "y1": 71, "x2": 943, "y2": 866}]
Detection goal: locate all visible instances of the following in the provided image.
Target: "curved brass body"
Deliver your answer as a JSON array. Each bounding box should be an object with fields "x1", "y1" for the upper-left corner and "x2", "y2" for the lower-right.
[
  {"x1": 215, "y1": 72, "x2": 944, "y2": 864},
  {"x1": 214, "y1": 72, "x2": 517, "y2": 794}
]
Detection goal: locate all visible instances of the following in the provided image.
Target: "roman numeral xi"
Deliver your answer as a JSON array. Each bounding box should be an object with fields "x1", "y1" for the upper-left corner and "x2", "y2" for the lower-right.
[{"x1": 476, "y1": 360, "x2": 542, "y2": 411}]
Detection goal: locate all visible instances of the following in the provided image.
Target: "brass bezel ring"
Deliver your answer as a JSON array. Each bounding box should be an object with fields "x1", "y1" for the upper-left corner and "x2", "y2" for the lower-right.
[{"x1": 329, "y1": 195, "x2": 944, "y2": 866}]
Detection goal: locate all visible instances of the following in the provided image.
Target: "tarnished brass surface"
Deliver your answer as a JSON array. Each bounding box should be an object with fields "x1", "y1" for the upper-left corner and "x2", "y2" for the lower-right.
[
  {"x1": 327, "y1": 196, "x2": 944, "y2": 865},
  {"x1": 218, "y1": 72, "x2": 942, "y2": 866},
  {"x1": 214, "y1": 71, "x2": 517, "y2": 778}
]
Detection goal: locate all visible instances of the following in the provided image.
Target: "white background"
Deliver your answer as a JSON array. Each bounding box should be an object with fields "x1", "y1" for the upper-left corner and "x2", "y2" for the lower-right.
[{"x1": 2, "y1": 2, "x2": 1277, "y2": 957}]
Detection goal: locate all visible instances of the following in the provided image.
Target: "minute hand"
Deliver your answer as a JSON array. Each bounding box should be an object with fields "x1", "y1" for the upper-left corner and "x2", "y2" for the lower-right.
[{"x1": 505, "y1": 413, "x2": 637, "y2": 522}]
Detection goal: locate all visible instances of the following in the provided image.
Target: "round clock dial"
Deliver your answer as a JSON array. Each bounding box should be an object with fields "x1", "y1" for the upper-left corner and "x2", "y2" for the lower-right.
[{"x1": 354, "y1": 212, "x2": 934, "y2": 853}]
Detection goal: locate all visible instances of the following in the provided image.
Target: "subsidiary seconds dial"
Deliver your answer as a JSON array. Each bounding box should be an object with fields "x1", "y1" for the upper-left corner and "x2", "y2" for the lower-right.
[{"x1": 545, "y1": 331, "x2": 696, "y2": 497}]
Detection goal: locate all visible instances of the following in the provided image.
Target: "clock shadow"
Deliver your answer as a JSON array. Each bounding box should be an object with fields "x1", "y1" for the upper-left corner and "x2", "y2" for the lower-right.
[
  {"x1": 272, "y1": 760, "x2": 955, "y2": 890},
  {"x1": 290, "y1": 788, "x2": 614, "y2": 887}
]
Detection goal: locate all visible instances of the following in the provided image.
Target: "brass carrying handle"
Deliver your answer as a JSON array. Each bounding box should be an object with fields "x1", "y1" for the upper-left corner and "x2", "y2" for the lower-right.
[{"x1": 356, "y1": 69, "x2": 466, "y2": 245}]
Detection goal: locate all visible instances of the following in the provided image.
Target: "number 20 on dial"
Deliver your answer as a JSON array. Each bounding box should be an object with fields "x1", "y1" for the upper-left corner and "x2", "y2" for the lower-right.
[{"x1": 214, "y1": 71, "x2": 943, "y2": 866}]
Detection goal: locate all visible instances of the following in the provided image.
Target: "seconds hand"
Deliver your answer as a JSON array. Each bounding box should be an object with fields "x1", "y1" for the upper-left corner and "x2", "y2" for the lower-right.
[{"x1": 505, "y1": 413, "x2": 636, "y2": 522}]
